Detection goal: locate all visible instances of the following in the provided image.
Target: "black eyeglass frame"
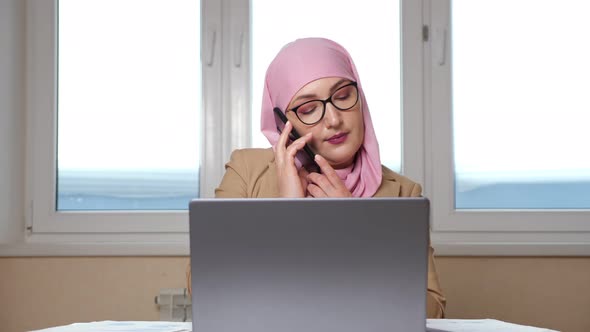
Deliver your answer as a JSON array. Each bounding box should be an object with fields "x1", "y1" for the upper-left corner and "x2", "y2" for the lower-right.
[{"x1": 287, "y1": 82, "x2": 359, "y2": 125}]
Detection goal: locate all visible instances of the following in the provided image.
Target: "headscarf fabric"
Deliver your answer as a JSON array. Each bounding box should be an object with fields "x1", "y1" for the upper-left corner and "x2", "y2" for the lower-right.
[{"x1": 260, "y1": 38, "x2": 382, "y2": 197}]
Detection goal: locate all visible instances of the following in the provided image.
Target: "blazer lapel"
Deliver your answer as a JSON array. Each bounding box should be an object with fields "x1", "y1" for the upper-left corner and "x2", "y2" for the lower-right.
[
  {"x1": 257, "y1": 158, "x2": 280, "y2": 198},
  {"x1": 373, "y1": 167, "x2": 401, "y2": 197}
]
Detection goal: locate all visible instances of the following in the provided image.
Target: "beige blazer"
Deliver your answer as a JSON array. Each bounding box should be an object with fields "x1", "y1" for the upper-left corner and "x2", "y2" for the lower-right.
[{"x1": 215, "y1": 148, "x2": 447, "y2": 318}]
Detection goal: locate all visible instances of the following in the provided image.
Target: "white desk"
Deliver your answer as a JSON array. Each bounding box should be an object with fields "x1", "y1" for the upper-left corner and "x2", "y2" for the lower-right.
[{"x1": 31, "y1": 319, "x2": 558, "y2": 332}]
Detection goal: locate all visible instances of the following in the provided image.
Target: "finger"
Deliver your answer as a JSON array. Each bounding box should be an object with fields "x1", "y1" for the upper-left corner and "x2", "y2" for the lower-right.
[
  {"x1": 276, "y1": 122, "x2": 300, "y2": 168},
  {"x1": 314, "y1": 154, "x2": 346, "y2": 189},
  {"x1": 285, "y1": 132, "x2": 312, "y2": 158},
  {"x1": 306, "y1": 172, "x2": 332, "y2": 191},
  {"x1": 298, "y1": 167, "x2": 310, "y2": 193},
  {"x1": 276, "y1": 121, "x2": 293, "y2": 151},
  {"x1": 307, "y1": 183, "x2": 327, "y2": 198}
]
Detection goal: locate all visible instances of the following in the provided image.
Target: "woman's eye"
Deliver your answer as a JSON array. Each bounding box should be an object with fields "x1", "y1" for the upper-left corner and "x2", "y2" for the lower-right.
[
  {"x1": 334, "y1": 92, "x2": 350, "y2": 100},
  {"x1": 298, "y1": 104, "x2": 318, "y2": 114},
  {"x1": 334, "y1": 86, "x2": 353, "y2": 100}
]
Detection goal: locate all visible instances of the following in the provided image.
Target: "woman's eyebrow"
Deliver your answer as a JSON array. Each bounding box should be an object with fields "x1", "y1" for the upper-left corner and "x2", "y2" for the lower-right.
[
  {"x1": 292, "y1": 93, "x2": 317, "y2": 104},
  {"x1": 329, "y1": 78, "x2": 351, "y2": 93},
  {"x1": 292, "y1": 79, "x2": 351, "y2": 104}
]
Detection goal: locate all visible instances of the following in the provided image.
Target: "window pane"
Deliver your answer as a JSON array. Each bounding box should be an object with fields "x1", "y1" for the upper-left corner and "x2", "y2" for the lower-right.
[
  {"x1": 57, "y1": 0, "x2": 201, "y2": 210},
  {"x1": 453, "y1": 0, "x2": 590, "y2": 209},
  {"x1": 251, "y1": 0, "x2": 401, "y2": 172}
]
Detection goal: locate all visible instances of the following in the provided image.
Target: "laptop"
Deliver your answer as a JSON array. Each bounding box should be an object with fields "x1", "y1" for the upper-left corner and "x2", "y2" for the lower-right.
[{"x1": 189, "y1": 197, "x2": 430, "y2": 332}]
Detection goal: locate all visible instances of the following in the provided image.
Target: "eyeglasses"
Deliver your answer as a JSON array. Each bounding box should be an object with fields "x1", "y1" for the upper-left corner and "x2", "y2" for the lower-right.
[{"x1": 288, "y1": 82, "x2": 359, "y2": 125}]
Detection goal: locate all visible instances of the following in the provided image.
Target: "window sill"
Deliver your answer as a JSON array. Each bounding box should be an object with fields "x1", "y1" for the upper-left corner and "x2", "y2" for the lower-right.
[
  {"x1": 2, "y1": 231, "x2": 590, "y2": 256},
  {"x1": 0, "y1": 233, "x2": 189, "y2": 256},
  {"x1": 432, "y1": 231, "x2": 590, "y2": 256}
]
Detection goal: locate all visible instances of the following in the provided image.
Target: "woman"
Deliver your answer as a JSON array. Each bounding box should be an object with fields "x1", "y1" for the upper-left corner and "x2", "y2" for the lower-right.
[{"x1": 214, "y1": 38, "x2": 446, "y2": 318}]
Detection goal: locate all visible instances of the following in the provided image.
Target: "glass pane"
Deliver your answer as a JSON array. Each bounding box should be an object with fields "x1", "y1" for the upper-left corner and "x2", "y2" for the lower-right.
[
  {"x1": 453, "y1": 0, "x2": 590, "y2": 209},
  {"x1": 251, "y1": 0, "x2": 401, "y2": 172},
  {"x1": 57, "y1": 0, "x2": 201, "y2": 210}
]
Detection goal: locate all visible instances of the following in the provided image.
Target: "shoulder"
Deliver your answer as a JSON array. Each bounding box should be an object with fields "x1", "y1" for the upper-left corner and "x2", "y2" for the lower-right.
[
  {"x1": 227, "y1": 148, "x2": 275, "y2": 169},
  {"x1": 375, "y1": 166, "x2": 423, "y2": 197},
  {"x1": 216, "y1": 148, "x2": 277, "y2": 198},
  {"x1": 225, "y1": 147, "x2": 276, "y2": 185}
]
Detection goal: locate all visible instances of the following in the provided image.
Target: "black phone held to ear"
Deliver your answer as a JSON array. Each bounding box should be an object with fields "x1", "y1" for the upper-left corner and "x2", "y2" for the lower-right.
[{"x1": 273, "y1": 107, "x2": 320, "y2": 172}]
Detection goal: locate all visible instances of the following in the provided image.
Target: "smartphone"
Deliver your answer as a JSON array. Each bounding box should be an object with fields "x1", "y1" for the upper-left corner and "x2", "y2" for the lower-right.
[{"x1": 273, "y1": 107, "x2": 320, "y2": 172}]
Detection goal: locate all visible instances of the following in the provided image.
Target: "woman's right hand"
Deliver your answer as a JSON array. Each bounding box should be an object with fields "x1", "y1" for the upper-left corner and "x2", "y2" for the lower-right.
[{"x1": 275, "y1": 121, "x2": 313, "y2": 198}]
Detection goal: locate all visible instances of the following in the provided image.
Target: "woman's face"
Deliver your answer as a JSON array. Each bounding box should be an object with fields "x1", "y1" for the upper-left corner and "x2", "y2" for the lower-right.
[{"x1": 285, "y1": 77, "x2": 364, "y2": 169}]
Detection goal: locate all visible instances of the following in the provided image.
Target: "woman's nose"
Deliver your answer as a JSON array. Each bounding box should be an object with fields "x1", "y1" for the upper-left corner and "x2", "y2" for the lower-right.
[{"x1": 323, "y1": 103, "x2": 343, "y2": 128}]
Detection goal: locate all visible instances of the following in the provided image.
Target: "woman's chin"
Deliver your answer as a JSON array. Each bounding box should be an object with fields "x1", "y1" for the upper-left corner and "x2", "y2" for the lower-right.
[{"x1": 324, "y1": 154, "x2": 356, "y2": 170}]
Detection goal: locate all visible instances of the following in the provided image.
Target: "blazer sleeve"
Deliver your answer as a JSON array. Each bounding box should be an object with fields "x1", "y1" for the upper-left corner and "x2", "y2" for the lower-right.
[
  {"x1": 215, "y1": 150, "x2": 249, "y2": 198},
  {"x1": 408, "y1": 182, "x2": 447, "y2": 318},
  {"x1": 426, "y1": 245, "x2": 447, "y2": 318}
]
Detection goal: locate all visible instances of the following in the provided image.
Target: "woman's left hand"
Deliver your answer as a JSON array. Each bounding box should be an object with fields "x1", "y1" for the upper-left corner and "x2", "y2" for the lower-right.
[{"x1": 306, "y1": 155, "x2": 352, "y2": 198}]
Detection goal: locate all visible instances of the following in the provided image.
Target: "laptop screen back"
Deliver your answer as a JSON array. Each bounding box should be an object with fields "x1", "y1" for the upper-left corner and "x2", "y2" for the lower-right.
[{"x1": 189, "y1": 197, "x2": 429, "y2": 332}]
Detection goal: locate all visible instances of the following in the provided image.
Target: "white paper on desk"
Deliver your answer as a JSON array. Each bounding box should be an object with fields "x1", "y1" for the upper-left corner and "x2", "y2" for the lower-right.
[
  {"x1": 30, "y1": 321, "x2": 192, "y2": 332},
  {"x1": 427, "y1": 319, "x2": 559, "y2": 332}
]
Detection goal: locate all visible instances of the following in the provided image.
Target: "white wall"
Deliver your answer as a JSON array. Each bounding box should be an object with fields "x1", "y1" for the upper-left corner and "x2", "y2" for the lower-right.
[{"x1": 0, "y1": 0, "x2": 25, "y2": 243}]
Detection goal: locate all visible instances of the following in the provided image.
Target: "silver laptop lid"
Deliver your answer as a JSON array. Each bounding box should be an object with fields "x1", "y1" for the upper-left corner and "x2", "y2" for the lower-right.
[{"x1": 189, "y1": 197, "x2": 429, "y2": 332}]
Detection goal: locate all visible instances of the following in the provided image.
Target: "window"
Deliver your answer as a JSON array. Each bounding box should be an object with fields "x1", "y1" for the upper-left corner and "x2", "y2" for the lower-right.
[
  {"x1": 428, "y1": 0, "x2": 590, "y2": 254},
  {"x1": 57, "y1": 0, "x2": 201, "y2": 211},
  {"x1": 451, "y1": 0, "x2": 590, "y2": 210},
  {"x1": 25, "y1": 0, "x2": 225, "y2": 243},
  {"x1": 24, "y1": 0, "x2": 249, "y2": 250}
]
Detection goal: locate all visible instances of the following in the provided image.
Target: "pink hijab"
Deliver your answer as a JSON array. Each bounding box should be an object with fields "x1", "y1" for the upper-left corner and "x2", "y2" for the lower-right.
[{"x1": 260, "y1": 38, "x2": 382, "y2": 197}]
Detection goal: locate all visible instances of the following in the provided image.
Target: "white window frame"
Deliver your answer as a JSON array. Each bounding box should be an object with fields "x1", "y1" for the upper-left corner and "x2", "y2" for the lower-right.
[
  {"x1": 4, "y1": 0, "x2": 250, "y2": 256},
  {"x1": 425, "y1": 0, "x2": 590, "y2": 255}
]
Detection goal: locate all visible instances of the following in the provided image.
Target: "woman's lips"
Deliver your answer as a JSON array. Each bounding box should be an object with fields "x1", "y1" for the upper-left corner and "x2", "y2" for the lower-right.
[{"x1": 326, "y1": 133, "x2": 348, "y2": 144}]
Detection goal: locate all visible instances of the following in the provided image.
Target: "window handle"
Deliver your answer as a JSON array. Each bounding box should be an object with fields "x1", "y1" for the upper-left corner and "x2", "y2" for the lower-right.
[
  {"x1": 206, "y1": 28, "x2": 217, "y2": 67},
  {"x1": 435, "y1": 27, "x2": 447, "y2": 66},
  {"x1": 234, "y1": 30, "x2": 244, "y2": 68}
]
